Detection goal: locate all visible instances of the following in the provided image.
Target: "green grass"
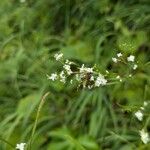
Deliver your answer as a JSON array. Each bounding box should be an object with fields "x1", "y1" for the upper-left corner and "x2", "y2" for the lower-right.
[{"x1": 0, "y1": 0, "x2": 150, "y2": 149}]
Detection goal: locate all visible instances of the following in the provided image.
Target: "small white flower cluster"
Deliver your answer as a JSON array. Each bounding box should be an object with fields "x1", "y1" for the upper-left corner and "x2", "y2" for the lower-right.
[
  {"x1": 54, "y1": 53, "x2": 63, "y2": 61},
  {"x1": 116, "y1": 75, "x2": 122, "y2": 82},
  {"x1": 95, "y1": 74, "x2": 107, "y2": 87},
  {"x1": 134, "y1": 101, "x2": 150, "y2": 144},
  {"x1": 47, "y1": 56, "x2": 74, "y2": 84},
  {"x1": 47, "y1": 73, "x2": 57, "y2": 81},
  {"x1": 112, "y1": 53, "x2": 138, "y2": 71},
  {"x1": 16, "y1": 143, "x2": 26, "y2": 150},
  {"x1": 79, "y1": 64, "x2": 93, "y2": 74},
  {"x1": 135, "y1": 110, "x2": 143, "y2": 121},
  {"x1": 127, "y1": 55, "x2": 138, "y2": 70},
  {"x1": 134, "y1": 101, "x2": 148, "y2": 121},
  {"x1": 112, "y1": 52, "x2": 122, "y2": 63},
  {"x1": 139, "y1": 129, "x2": 150, "y2": 144},
  {"x1": 47, "y1": 52, "x2": 138, "y2": 89},
  {"x1": 47, "y1": 52, "x2": 109, "y2": 89},
  {"x1": 63, "y1": 64, "x2": 72, "y2": 75},
  {"x1": 127, "y1": 55, "x2": 135, "y2": 62}
]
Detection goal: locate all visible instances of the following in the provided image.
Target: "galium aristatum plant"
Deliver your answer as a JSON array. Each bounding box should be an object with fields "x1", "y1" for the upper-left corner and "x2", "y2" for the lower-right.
[
  {"x1": 47, "y1": 52, "x2": 138, "y2": 90},
  {"x1": 47, "y1": 52, "x2": 150, "y2": 145},
  {"x1": 11, "y1": 52, "x2": 148, "y2": 149}
]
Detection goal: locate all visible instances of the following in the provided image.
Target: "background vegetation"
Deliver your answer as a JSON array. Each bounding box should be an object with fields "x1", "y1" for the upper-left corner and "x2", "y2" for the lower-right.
[{"x1": 0, "y1": 0, "x2": 150, "y2": 149}]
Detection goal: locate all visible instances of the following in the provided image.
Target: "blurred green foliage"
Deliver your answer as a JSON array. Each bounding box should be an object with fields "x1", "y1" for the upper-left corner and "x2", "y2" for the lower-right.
[{"x1": 0, "y1": 0, "x2": 150, "y2": 149}]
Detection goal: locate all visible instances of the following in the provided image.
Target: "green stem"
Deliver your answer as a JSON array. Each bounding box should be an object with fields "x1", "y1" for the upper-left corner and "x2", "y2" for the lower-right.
[
  {"x1": 0, "y1": 136, "x2": 15, "y2": 149},
  {"x1": 28, "y1": 92, "x2": 50, "y2": 150}
]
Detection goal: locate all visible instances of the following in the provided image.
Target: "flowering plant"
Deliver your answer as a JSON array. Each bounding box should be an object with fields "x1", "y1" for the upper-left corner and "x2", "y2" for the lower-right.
[
  {"x1": 47, "y1": 52, "x2": 138, "y2": 89},
  {"x1": 47, "y1": 52, "x2": 150, "y2": 145}
]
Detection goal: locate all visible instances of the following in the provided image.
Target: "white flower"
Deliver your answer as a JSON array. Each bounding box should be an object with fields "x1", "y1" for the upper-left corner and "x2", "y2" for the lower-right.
[
  {"x1": 79, "y1": 64, "x2": 85, "y2": 73},
  {"x1": 117, "y1": 53, "x2": 122, "y2": 57},
  {"x1": 88, "y1": 85, "x2": 93, "y2": 89},
  {"x1": 106, "y1": 70, "x2": 109, "y2": 74},
  {"x1": 112, "y1": 57, "x2": 118, "y2": 63},
  {"x1": 86, "y1": 68, "x2": 93, "y2": 73},
  {"x1": 116, "y1": 75, "x2": 122, "y2": 82},
  {"x1": 139, "y1": 129, "x2": 150, "y2": 144},
  {"x1": 80, "y1": 64, "x2": 93, "y2": 73},
  {"x1": 129, "y1": 74, "x2": 132, "y2": 77},
  {"x1": 54, "y1": 53, "x2": 63, "y2": 61},
  {"x1": 47, "y1": 73, "x2": 57, "y2": 81},
  {"x1": 135, "y1": 110, "x2": 143, "y2": 121},
  {"x1": 65, "y1": 59, "x2": 73, "y2": 65},
  {"x1": 90, "y1": 76, "x2": 94, "y2": 81},
  {"x1": 60, "y1": 71, "x2": 66, "y2": 83},
  {"x1": 140, "y1": 107, "x2": 144, "y2": 110},
  {"x1": 63, "y1": 64, "x2": 72, "y2": 75},
  {"x1": 116, "y1": 75, "x2": 120, "y2": 79},
  {"x1": 95, "y1": 74, "x2": 107, "y2": 87},
  {"x1": 133, "y1": 64, "x2": 138, "y2": 70},
  {"x1": 16, "y1": 143, "x2": 26, "y2": 150},
  {"x1": 127, "y1": 55, "x2": 135, "y2": 62}
]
